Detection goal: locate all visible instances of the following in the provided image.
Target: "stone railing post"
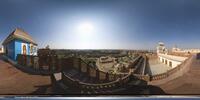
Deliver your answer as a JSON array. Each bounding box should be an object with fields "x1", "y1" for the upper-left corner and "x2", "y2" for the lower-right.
[
  {"x1": 78, "y1": 58, "x2": 81, "y2": 73},
  {"x1": 145, "y1": 74, "x2": 150, "y2": 81},
  {"x1": 106, "y1": 72, "x2": 109, "y2": 81},
  {"x1": 87, "y1": 65, "x2": 90, "y2": 75},
  {"x1": 96, "y1": 69, "x2": 99, "y2": 81},
  {"x1": 114, "y1": 74, "x2": 117, "y2": 80}
]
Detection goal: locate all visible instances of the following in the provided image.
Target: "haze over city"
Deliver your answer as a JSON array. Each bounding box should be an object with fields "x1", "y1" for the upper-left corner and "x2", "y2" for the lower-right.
[{"x1": 0, "y1": 0, "x2": 200, "y2": 49}]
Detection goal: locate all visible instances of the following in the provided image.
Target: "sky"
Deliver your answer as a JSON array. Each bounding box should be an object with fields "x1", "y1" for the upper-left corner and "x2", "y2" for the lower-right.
[{"x1": 0, "y1": 0, "x2": 200, "y2": 50}]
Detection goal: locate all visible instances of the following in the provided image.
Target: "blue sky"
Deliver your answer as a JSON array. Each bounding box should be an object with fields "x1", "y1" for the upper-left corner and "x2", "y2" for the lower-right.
[{"x1": 0, "y1": 0, "x2": 200, "y2": 50}]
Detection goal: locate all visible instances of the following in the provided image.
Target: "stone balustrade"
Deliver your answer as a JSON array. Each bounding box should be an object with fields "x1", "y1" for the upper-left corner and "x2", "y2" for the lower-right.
[
  {"x1": 16, "y1": 54, "x2": 61, "y2": 72},
  {"x1": 61, "y1": 57, "x2": 128, "y2": 82},
  {"x1": 16, "y1": 49, "x2": 192, "y2": 83},
  {"x1": 133, "y1": 56, "x2": 190, "y2": 82},
  {"x1": 17, "y1": 54, "x2": 36, "y2": 68},
  {"x1": 134, "y1": 74, "x2": 150, "y2": 81},
  {"x1": 61, "y1": 69, "x2": 132, "y2": 90}
]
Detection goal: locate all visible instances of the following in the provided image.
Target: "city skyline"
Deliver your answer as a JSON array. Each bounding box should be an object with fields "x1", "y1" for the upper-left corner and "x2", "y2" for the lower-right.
[{"x1": 0, "y1": 0, "x2": 200, "y2": 50}]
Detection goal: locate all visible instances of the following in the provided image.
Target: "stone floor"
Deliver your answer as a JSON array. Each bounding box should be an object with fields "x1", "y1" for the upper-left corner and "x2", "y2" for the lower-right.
[
  {"x1": 148, "y1": 58, "x2": 172, "y2": 75},
  {"x1": 158, "y1": 55, "x2": 200, "y2": 94},
  {"x1": 0, "y1": 56, "x2": 52, "y2": 95}
]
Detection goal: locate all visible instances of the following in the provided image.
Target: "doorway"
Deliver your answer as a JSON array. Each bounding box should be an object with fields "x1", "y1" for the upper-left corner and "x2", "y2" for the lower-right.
[
  {"x1": 22, "y1": 45, "x2": 27, "y2": 55},
  {"x1": 169, "y1": 61, "x2": 172, "y2": 67}
]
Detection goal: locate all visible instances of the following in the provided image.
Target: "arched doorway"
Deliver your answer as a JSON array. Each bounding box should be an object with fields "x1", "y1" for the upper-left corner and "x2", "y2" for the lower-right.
[
  {"x1": 169, "y1": 61, "x2": 172, "y2": 67},
  {"x1": 30, "y1": 45, "x2": 33, "y2": 54},
  {"x1": 22, "y1": 45, "x2": 27, "y2": 55}
]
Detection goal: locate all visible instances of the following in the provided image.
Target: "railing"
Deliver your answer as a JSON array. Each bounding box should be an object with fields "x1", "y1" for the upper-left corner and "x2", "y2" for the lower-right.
[
  {"x1": 16, "y1": 49, "x2": 192, "y2": 82},
  {"x1": 62, "y1": 69, "x2": 133, "y2": 90},
  {"x1": 133, "y1": 56, "x2": 144, "y2": 74},
  {"x1": 150, "y1": 73, "x2": 168, "y2": 81},
  {"x1": 17, "y1": 54, "x2": 36, "y2": 67},
  {"x1": 16, "y1": 54, "x2": 61, "y2": 73},
  {"x1": 132, "y1": 55, "x2": 191, "y2": 82},
  {"x1": 134, "y1": 74, "x2": 150, "y2": 81},
  {"x1": 62, "y1": 57, "x2": 128, "y2": 81},
  {"x1": 141, "y1": 55, "x2": 147, "y2": 75},
  {"x1": 130, "y1": 55, "x2": 142, "y2": 68}
]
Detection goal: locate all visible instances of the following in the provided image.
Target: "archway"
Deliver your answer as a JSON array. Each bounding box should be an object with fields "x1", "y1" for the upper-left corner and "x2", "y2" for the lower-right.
[
  {"x1": 169, "y1": 61, "x2": 172, "y2": 67},
  {"x1": 22, "y1": 45, "x2": 27, "y2": 55},
  {"x1": 165, "y1": 60, "x2": 167, "y2": 65}
]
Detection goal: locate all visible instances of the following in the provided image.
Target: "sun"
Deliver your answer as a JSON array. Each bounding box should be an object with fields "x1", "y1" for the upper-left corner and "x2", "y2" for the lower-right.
[{"x1": 78, "y1": 22, "x2": 94, "y2": 34}]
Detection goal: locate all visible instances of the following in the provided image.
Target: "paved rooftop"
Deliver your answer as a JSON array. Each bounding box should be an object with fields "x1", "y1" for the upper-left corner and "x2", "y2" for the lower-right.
[
  {"x1": 154, "y1": 55, "x2": 200, "y2": 94},
  {"x1": 0, "y1": 56, "x2": 51, "y2": 95}
]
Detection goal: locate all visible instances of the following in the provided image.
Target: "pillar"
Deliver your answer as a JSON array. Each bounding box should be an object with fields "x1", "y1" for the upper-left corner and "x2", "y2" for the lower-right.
[
  {"x1": 87, "y1": 65, "x2": 90, "y2": 75},
  {"x1": 96, "y1": 69, "x2": 99, "y2": 81},
  {"x1": 106, "y1": 72, "x2": 109, "y2": 81},
  {"x1": 78, "y1": 58, "x2": 81, "y2": 73}
]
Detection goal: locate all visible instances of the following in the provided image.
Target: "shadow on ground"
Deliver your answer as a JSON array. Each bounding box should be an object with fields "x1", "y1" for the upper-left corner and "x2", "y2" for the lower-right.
[{"x1": 28, "y1": 85, "x2": 53, "y2": 95}]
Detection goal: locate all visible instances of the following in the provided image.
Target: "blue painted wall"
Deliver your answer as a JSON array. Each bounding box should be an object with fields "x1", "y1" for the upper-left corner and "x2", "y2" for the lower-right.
[
  {"x1": 5, "y1": 40, "x2": 15, "y2": 60},
  {"x1": 4, "y1": 39, "x2": 36, "y2": 61},
  {"x1": 14, "y1": 40, "x2": 31, "y2": 60},
  {"x1": 15, "y1": 40, "x2": 22, "y2": 60}
]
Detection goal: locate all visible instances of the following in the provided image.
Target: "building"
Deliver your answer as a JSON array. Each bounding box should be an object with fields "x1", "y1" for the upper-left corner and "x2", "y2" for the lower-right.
[
  {"x1": 156, "y1": 42, "x2": 167, "y2": 54},
  {"x1": 158, "y1": 53, "x2": 187, "y2": 68},
  {"x1": 172, "y1": 45, "x2": 200, "y2": 54},
  {"x1": 156, "y1": 42, "x2": 188, "y2": 68},
  {"x1": 99, "y1": 56, "x2": 114, "y2": 63},
  {"x1": 172, "y1": 45, "x2": 181, "y2": 52},
  {"x1": 2, "y1": 28, "x2": 37, "y2": 60}
]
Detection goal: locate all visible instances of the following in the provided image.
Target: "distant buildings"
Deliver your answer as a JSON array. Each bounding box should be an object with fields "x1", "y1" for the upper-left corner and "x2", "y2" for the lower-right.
[
  {"x1": 2, "y1": 28, "x2": 37, "y2": 60},
  {"x1": 99, "y1": 56, "x2": 114, "y2": 63},
  {"x1": 156, "y1": 42, "x2": 188, "y2": 68},
  {"x1": 172, "y1": 46, "x2": 200, "y2": 54}
]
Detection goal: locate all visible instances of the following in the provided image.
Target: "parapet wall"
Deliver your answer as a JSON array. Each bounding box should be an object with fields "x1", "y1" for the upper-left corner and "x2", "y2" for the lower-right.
[
  {"x1": 148, "y1": 55, "x2": 193, "y2": 85},
  {"x1": 16, "y1": 54, "x2": 61, "y2": 72},
  {"x1": 132, "y1": 55, "x2": 192, "y2": 83},
  {"x1": 16, "y1": 49, "x2": 193, "y2": 85},
  {"x1": 61, "y1": 68, "x2": 132, "y2": 90},
  {"x1": 61, "y1": 57, "x2": 128, "y2": 82}
]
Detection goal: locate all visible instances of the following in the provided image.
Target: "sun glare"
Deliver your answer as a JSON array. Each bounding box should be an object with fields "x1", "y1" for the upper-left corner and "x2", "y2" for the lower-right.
[{"x1": 78, "y1": 22, "x2": 94, "y2": 34}]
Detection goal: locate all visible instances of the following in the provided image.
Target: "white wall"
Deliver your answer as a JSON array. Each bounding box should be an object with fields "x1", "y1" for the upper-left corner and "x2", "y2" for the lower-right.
[
  {"x1": 158, "y1": 54, "x2": 187, "y2": 68},
  {"x1": 0, "y1": 47, "x2": 4, "y2": 53}
]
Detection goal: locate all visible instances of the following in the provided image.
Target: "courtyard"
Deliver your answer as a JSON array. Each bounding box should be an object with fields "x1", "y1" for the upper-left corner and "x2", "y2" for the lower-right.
[{"x1": 148, "y1": 58, "x2": 172, "y2": 75}]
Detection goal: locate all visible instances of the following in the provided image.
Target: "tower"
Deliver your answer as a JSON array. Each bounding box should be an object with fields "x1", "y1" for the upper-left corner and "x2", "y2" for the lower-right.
[{"x1": 157, "y1": 42, "x2": 167, "y2": 54}]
